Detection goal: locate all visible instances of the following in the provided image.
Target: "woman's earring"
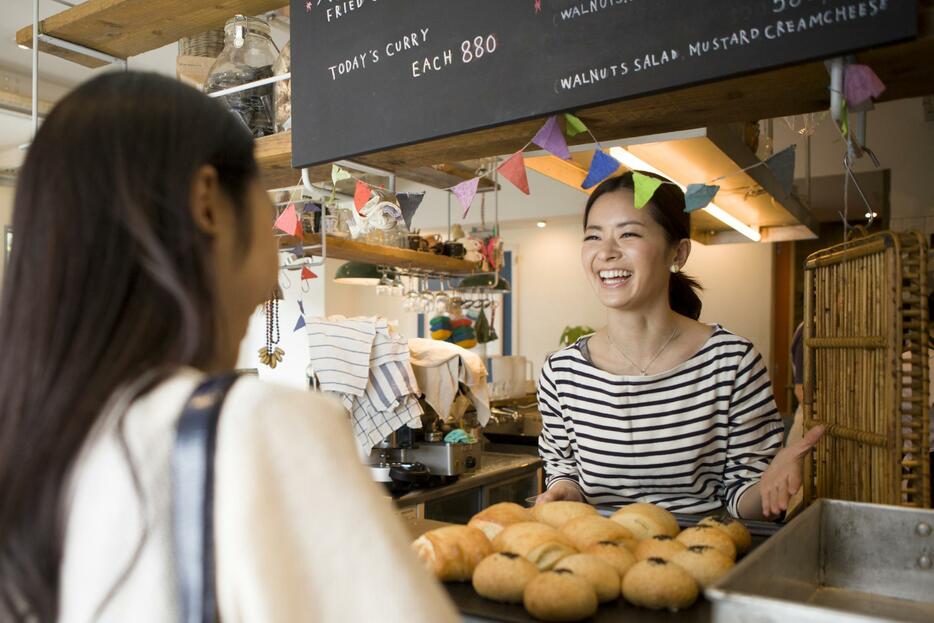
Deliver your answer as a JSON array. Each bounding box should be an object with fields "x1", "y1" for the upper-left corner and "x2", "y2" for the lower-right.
[{"x1": 670, "y1": 263, "x2": 681, "y2": 274}]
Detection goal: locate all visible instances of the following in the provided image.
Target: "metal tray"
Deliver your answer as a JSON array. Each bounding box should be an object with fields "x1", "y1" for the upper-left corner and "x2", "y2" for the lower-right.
[{"x1": 706, "y1": 499, "x2": 934, "y2": 623}]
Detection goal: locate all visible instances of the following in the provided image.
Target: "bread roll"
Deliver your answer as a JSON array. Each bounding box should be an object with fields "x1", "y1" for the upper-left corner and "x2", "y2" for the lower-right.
[
  {"x1": 672, "y1": 546, "x2": 735, "y2": 588},
  {"x1": 560, "y1": 514, "x2": 635, "y2": 551},
  {"x1": 472, "y1": 552, "x2": 539, "y2": 603},
  {"x1": 492, "y1": 521, "x2": 577, "y2": 570},
  {"x1": 523, "y1": 570, "x2": 598, "y2": 622},
  {"x1": 411, "y1": 525, "x2": 492, "y2": 582},
  {"x1": 532, "y1": 501, "x2": 598, "y2": 529},
  {"x1": 621, "y1": 558, "x2": 699, "y2": 611},
  {"x1": 698, "y1": 515, "x2": 752, "y2": 554},
  {"x1": 554, "y1": 554, "x2": 621, "y2": 603},
  {"x1": 584, "y1": 541, "x2": 637, "y2": 578},
  {"x1": 610, "y1": 503, "x2": 680, "y2": 540},
  {"x1": 634, "y1": 535, "x2": 686, "y2": 561},
  {"x1": 469, "y1": 502, "x2": 535, "y2": 541},
  {"x1": 675, "y1": 526, "x2": 737, "y2": 561}
]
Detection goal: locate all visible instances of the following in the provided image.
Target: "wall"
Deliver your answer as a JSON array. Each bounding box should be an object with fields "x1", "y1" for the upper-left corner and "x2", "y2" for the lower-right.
[{"x1": 773, "y1": 97, "x2": 934, "y2": 235}]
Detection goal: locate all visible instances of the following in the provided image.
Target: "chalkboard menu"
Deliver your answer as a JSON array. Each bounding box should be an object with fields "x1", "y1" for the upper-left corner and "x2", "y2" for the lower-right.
[{"x1": 290, "y1": 0, "x2": 916, "y2": 168}]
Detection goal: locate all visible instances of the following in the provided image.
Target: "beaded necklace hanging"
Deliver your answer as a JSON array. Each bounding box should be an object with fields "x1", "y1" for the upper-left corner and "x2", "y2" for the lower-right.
[{"x1": 258, "y1": 297, "x2": 284, "y2": 368}]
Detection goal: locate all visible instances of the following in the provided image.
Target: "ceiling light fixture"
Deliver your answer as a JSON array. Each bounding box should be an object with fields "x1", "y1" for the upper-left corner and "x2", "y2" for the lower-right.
[
  {"x1": 536, "y1": 221, "x2": 547, "y2": 228},
  {"x1": 864, "y1": 211, "x2": 878, "y2": 219},
  {"x1": 607, "y1": 146, "x2": 762, "y2": 242}
]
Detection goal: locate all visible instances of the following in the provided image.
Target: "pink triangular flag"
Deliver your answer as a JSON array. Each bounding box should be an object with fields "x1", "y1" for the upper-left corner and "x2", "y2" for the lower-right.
[
  {"x1": 498, "y1": 150, "x2": 530, "y2": 195},
  {"x1": 532, "y1": 116, "x2": 570, "y2": 160},
  {"x1": 844, "y1": 64, "x2": 886, "y2": 109},
  {"x1": 452, "y1": 177, "x2": 481, "y2": 218},
  {"x1": 354, "y1": 180, "x2": 371, "y2": 213},
  {"x1": 274, "y1": 204, "x2": 299, "y2": 235},
  {"x1": 301, "y1": 266, "x2": 318, "y2": 280}
]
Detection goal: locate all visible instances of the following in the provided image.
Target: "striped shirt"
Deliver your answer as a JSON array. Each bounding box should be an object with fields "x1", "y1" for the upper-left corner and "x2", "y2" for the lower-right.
[{"x1": 537, "y1": 325, "x2": 783, "y2": 516}]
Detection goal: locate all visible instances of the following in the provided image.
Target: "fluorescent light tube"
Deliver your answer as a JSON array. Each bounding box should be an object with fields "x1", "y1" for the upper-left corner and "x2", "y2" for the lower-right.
[{"x1": 607, "y1": 146, "x2": 761, "y2": 242}]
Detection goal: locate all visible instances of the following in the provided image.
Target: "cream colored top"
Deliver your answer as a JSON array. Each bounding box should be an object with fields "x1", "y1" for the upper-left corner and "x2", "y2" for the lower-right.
[{"x1": 58, "y1": 370, "x2": 459, "y2": 622}]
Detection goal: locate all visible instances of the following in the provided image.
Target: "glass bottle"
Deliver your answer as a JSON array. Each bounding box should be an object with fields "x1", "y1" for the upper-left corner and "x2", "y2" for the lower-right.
[
  {"x1": 205, "y1": 15, "x2": 278, "y2": 137},
  {"x1": 273, "y1": 41, "x2": 291, "y2": 132}
]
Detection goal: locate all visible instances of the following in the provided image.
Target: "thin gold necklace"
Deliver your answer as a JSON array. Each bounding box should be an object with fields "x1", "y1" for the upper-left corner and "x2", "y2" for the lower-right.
[{"x1": 606, "y1": 327, "x2": 680, "y2": 376}]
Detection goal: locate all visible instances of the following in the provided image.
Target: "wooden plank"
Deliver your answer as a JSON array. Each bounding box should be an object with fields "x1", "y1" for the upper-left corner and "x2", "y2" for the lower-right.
[
  {"x1": 280, "y1": 234, "x2": 480, "y2": 275},
  {"x1": 16, "y1": 0, "x2": 286, "y2": 68}
]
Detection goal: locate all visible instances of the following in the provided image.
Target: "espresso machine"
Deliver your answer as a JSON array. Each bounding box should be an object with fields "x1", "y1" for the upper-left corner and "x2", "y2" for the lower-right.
[{"x1": 367, "y1": 400, "x2": 482, "y2": 492}]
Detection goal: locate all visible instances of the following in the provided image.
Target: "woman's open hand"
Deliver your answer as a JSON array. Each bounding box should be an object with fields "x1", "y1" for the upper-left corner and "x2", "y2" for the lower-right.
[
  {"x1": 759, "y1": 425, "x2": 825, "y2": 518},
  {"x1": 534, "y1": 480, "x2": 584, "y2": 505}
]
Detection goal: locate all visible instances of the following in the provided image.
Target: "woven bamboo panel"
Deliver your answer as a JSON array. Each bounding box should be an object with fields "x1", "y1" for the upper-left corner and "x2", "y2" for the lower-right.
[{"x1": 802, "y1": 231, "x2": 930, "y2": 508}]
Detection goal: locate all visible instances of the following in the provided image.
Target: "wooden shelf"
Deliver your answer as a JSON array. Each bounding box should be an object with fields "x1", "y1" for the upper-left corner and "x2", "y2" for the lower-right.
[
  {"x1": 16, "y1": 0, "x2": 286, "y2": 68},
  {"x1": 280, "y1": 234, "x2": 480, "y2": 275}
]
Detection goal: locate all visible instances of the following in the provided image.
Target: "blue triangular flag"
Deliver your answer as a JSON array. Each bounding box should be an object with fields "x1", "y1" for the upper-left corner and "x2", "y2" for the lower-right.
[
  {"x1": 303, "y1": 202, "x2": 321, "y2": 213},
  {"x1": 396, "y1": 192, "x2": 426, "y2": 230},
  {"x1": 294, "y1": 315, "x2": 306, "y2": 331},
  {"x1": 292, "y1": 243, "x2": 304, "y2": 258},
  {"x1": 581, "y1": 151, "x2": 621, "y2": 189},
  {"x1": 684, "y1": 184, "x2": 720, "y2": 213},
  {"x1": 765, "y1": 145, "x2": 796, "y2": 196}
]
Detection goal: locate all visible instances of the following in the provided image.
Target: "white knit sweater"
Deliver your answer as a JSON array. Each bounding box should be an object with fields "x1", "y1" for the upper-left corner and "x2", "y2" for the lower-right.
[{"x1": 58, "y1": 369, "x2": 459, "y2": 622}]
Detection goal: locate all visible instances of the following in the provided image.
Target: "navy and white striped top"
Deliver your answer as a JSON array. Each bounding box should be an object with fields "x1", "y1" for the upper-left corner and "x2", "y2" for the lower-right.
[{"x1": 537, "y1": 325, "x2": 783, "y2": 516}]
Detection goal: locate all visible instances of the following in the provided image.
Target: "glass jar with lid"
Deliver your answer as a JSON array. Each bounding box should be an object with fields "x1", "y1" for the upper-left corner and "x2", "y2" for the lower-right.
[
  {"x1": 272, "y1": 41, "x2": 291, "y2": 132},
  {"x1": 205, "y1": 15, "x2": 278, "y2": 137}
]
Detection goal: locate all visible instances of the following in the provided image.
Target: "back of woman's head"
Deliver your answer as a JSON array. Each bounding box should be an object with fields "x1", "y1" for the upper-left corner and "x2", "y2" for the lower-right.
[
  {"x1": 0, "y1": 71, "x2": 257, "y2": 620},
  {"x1": 583, "y1": 172, "x2": 703, "y2": 319}
]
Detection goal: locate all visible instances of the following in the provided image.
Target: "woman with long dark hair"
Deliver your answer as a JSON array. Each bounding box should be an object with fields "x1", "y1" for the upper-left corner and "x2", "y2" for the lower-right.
[
  {"x1": 0, "y1": 72, "x2": 458, "y2": 622},
  {"x1": 536, "y1": 172, "x2": 824, "y2": 519}
]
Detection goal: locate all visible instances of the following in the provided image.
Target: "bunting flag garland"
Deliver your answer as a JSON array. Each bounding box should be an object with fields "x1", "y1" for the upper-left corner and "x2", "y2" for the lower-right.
[
  {"x1": 581, "y1": 150, "x2": 620, "y2": 189},
  {"x1": 331, "y1": 164, "x2": 352, "y2": 186},
  {"x1": 354, "y1": 180, "x2": 372, "y2": 213},
  {"x1": 764, "y1": 145, "x2": 796, "y2": 196},
  {"x1": 564, "y1": 113, "x2": 588, "y2": 137},
  {"x1": 301, "y1": 266, "x2": 318, "y2": 280},
  {"x1": 396, "y1": 192, "x2": 426, "y2": 230},
  {"x1": 684, "y1": 183, "x2": 720, "y2": 213},
  {"x1": 294, "y1": 315, "x2": 307, "y2": 331},
  {"x1": 844, "y1": 64, "x2": 886, "y2": 110},
  {"x1": 274, "y1": 203, "x2": 300, "y2": 236},
  {"x1": 632, "y1": 171, "x2": 663, "y2": 209},
  {"x1": 292, "y1": 243, "x2": 304, "y2": 257},
  {"x1": 532, "y1": 115, "x2": 570, "y2": 160},
  {"x1": 498, "y1": 150, "x2": 530, "y2": 194},
  {"x1": 452, "y1": 177, "x2": 481, "y2": 218}
]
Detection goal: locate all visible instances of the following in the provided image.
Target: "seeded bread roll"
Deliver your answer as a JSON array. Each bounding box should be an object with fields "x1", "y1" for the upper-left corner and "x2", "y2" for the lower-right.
[
  {"x1": 672, "y1": 545, "x2": 735, "y2": 588},
  {"x1": 634, "y1": 535, "x2": 687, "y2": 561},
  {"x1": 411, "y1": 525, "x2": 492, "y2": 582},
  {"x1": 472, "y1": 552, "x2": 539, "y2": 603},
  {"x1": 675, "y1": 526, "x2": 737, "y2": 561},
  {"x1": 554, "y1": 554, "x2": 621, "y2": 603},
  {"x1": 492, "y1": 521, "x2": 577, "y2": 570},
  {"x1": 523, "y1": 570, "x2": 599, "y2": 622},
  {"x1": 560, "y1": 514, "x2": 635, "y2": 551},
  {"x1": 532, "y1": 501, "x2": 599, "y2": 529},
  {"x1": 610, "y1": 503, "x2": 680, "y2": 540},
  {"x1": 469, "y1": 502, "x2": 535, "y2": 541},
  {"x1": 621, "y1": 558, "x2": 699, "y2": 611},
  {"x1": 584, "y1": 541, "x2": 637, "y2": 578},
  {"x1": 698, "y1": 515, "x2": 752, "y2": 554}
]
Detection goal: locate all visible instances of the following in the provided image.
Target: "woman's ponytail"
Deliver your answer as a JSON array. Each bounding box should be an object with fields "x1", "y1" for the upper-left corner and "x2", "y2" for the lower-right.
[{"x1": 669, "y1": 272, "x2": 703, "y2": 320}]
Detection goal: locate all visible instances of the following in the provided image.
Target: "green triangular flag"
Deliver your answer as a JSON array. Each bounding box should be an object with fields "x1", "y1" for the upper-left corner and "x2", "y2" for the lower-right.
[
  {"x1": 564, "y1": 113, "x2": 588, "y2": 137},
  {"x1": 331, "y1": 164, "x2": 352, "y2": 186},
  {"x1": 632, "y1": 171, "x2": 663, "y2": 209},
  {"x1": 684, "y1": 183, "x2": 720, "y2": 213}
]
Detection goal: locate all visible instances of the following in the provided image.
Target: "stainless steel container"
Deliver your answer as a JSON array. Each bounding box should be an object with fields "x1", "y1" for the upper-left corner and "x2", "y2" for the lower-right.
[
  {"x1": 707, "y1": 499, "x2": 934, "y2": 623},
  {"x1": 409, "y1": 441, "x2": 481, "y2": 477}
]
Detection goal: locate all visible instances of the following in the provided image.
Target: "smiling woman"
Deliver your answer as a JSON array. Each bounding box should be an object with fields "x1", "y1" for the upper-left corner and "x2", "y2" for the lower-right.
[{"x1": 535, "y1": 172, "x2": 824, "y2": 521}]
